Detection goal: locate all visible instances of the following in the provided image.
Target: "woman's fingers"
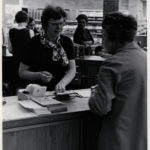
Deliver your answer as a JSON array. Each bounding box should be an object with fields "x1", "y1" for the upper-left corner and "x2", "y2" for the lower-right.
[{"x1": 40, "y1": 71, "x2": 53, "y2": 83}]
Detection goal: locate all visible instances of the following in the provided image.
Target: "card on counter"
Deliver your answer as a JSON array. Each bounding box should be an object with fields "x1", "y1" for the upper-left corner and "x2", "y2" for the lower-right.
[{"x1": 30, "y1": 96, "x2": 64, "y2": 107}]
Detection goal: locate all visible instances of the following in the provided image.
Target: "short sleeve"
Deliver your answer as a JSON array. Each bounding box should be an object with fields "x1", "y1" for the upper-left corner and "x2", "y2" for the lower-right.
[
  {"x1": 61, "y1": 35, "x2": 75, "y2": 60},
  {"x1": 87, "y1": 29, "x2": 94, "y2": 43},
  {"x1": 73, "y1": 30, "x2": 83, "y2": 45}
]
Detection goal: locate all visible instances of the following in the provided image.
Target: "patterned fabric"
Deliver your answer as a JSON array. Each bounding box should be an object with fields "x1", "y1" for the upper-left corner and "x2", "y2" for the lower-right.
[{"x1": 40, "y1": 30, "x2": 69, "y2": 66}]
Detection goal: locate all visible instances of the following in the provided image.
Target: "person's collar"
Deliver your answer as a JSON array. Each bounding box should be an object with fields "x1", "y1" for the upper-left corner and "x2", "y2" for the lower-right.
[
  {"x1": 56, "y1": 36, "x2": 61, "y2": 43},
  {"x1": 15, "y1": 22, "x2": 27, "y2": 29},
  {"x1": 14, "y1": 25, "x2": 26, "y2": 29},
  {"x1": 41, "y1": 29, "x2": 61, "y2": 43},
  {"x1": 50, "y1": 36, "x2": 61, "y2": 44},
  {"x1": 115, "y1": 41, "x2": 139, "y2": 53}
]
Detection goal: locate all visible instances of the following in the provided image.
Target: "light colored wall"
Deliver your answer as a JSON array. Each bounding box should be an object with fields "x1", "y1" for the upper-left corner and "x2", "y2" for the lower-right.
[
  {"x1": 2, "y1": 0, "x2": 103, "y2": 25},
  {"x1": 23, "y1": 0, "x2": 103, "y2": 10}
]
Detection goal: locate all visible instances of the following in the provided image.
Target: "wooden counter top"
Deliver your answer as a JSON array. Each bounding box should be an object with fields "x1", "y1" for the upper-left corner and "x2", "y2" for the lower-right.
[
  {"x1": 76, "y1": 55, "x2": 105, "y2": 61},
  {"x1": 3, "y1": 89, "x2": 102, "y2": 150},
  {"x1": 3, "y1": 89, "x2": 92, "y2": 129}
]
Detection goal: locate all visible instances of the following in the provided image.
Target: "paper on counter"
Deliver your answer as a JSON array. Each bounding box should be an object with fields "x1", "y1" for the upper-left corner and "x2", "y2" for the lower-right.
[
  {"x1": 3, "y1": 100, "x2": 51, "y2": 121},
  {"x1": 31, "y1": 96, "x2": 63, "y2": 107},
  {"x1": 19, "y1": 100, "x2": 43, "y2": 110},
  {"x1": 74, "y1": 89, "x2": 91, "y2": 98},
  {"x1": 19, "y1": 100, "x2": 51, "y2": 116}
]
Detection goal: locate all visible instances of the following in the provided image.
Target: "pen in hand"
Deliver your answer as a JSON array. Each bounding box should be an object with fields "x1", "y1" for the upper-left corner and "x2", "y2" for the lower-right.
[{"x1": 40, "y1": 71, "x2": 54, "y2": 83}]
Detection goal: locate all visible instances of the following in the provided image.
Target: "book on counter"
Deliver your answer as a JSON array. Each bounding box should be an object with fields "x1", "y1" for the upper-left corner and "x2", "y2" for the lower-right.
[
  {"x1": 19, "y1": 100, "x2": 51, "y2": 116},
  {"x1": 18, "y1": 88, "x2": 67, "y2": 113},
  {"x1": 31, "y1": 96, "x2": 68, "y2": 113},
  {"x1": 31, "y1": 96, "x2": 63, "y2": 107}
]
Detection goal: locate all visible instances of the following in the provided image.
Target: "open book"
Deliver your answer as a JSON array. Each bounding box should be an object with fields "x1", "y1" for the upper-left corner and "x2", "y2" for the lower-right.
[
  {"x1": 30, "y1": 96, "x2": 67, "y2": 113},
  {"x1": 19, "y1": 100, "x2": 51, "y2": 116}
]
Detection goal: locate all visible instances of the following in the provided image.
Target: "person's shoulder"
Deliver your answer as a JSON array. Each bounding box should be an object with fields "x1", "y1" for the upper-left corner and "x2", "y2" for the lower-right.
[
  {"x1": 9, "y1": 28, "x2": 15, "y2": 31},
  {"x1": 31, "y1": 34, "x2": 40, "y2": 41},
  {"x1": 73, "y1": 29, "x2": 79, "y2": 37},
  {"x1": 23, "y1": 28, "x2": 29, "y2": 31},
  {"x1": 102, "y1": 55, "x2": 123, "y2": 68},
  {"x1": 104, "y1": 54, "x2": 123, "y2": 62},
  {"x1": 21, "y1": 28, "x2": 30, "y2": 34},
  {"x1": 99, "y1": 56, "x2": 124, "y2": 76},
  {"x1": 85, "y1": 28, "x2": 91, "y2": 33},
  {"x1": 9, "y1": 28, "x2": 28, "y2": 33},
  {"x1": 60, "y1": 34, "x2": 72, "y2": 42},
  {"x1": 9, "y1": 28, "x2": 19, "y2": 36},
  {"x1": 9, "y1": 28, "x2": 17, "y2": 33},
  {"x1": 27, "y1": 34, "x2": 41, "y2": 46},
  {"x1": 26, "y1": 35, "x2": 41, "y2": 52},
  {"x1": 74, "y1": 27, "x2": 79, "y2": 32},
  {"x1": 60, "y1": 34, "x2": 70, "y2": 39}
]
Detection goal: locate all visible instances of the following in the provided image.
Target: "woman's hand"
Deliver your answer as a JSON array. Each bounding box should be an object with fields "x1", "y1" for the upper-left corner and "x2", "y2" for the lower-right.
[
  {"x1": 55, "y1": 59, "x2": 76, "y2": 94},
  {"x1": 40, "y1": 71, "x2": 53, "y2": 83},
  {"x1": 55, "y1": 82, "x2": 66, "y2": 94}
]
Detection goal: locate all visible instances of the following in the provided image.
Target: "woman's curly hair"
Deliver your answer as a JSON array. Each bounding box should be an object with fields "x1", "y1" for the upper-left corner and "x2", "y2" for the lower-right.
[{"x1": 41, "y1": 5, "x2": 67, "y2": 30}]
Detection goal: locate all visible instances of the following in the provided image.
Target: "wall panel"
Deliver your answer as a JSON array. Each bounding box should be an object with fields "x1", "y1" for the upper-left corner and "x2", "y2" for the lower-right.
[{"x1": 23, "y1": 0, "x2": 103, "y2": 10}]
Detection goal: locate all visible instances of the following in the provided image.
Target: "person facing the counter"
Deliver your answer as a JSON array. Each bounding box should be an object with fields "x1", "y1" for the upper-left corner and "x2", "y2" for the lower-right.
[
  {"x1": 19, "y1": 5, "x2": 76, "y2": 93},
  {"x1": 89, "y1": 12, "x2": 147, "y2": 150}
]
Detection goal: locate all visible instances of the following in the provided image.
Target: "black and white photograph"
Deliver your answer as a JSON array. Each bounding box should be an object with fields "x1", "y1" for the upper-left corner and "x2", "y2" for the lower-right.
[{"x1": 2, "y1": 0, "x2": 147, "y2": 150}]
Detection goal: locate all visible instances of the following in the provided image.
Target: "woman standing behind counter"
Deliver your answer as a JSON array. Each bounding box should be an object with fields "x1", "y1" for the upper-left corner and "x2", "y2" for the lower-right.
[
  {"x1": 8, "y1": 11, "x2": 34, "y2": 93},
  {"x1": 73, "y1": 14, "x2": 94, "y2": 47},
  {"x1": 19, "y1": 5, "x2": 76, "y2": 93}
]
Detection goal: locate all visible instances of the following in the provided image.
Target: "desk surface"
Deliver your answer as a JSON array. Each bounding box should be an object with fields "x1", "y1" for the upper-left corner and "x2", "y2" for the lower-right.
[
  {"x1": 76, "y1": 55, "x2": 105, "y2": 61},
  {"x1": 3, "y1": 89, "x2": 92, "y2": 129}
]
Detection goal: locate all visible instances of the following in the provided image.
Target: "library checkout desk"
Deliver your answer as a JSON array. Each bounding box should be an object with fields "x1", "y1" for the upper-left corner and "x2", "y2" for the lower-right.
[{"x1": 3, "y1": 89, "x2": 102, "y2": 150}]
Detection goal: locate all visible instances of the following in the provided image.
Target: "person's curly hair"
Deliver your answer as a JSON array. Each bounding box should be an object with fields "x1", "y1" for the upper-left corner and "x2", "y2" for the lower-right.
[
  {"x1": 41, "y1": 5, "x2": 67, "y2": 30},
  {"x1": 102, "y1": 12, "x2": 137, "y2": 43},
  {"x1": 15, "y1": 11, "x2": 28, "y2": 23}
]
